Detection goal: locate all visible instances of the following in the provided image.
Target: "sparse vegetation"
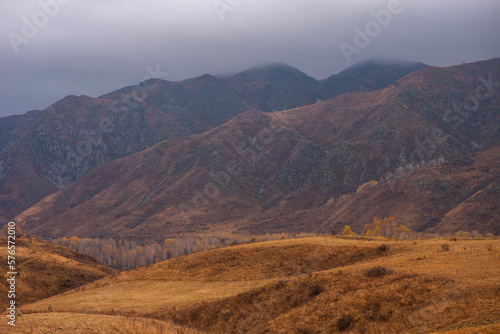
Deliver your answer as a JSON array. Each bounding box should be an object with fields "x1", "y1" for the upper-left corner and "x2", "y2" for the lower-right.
[
  {"x1": 336, "y1": 314, "x2": 355, "y2": 331},
  {"x1": 308, "y1": 284, "x2": 324, "y2": 298},
  {"x1": 442, "y1": 243, "x2": 451, "y2": 252},
  {"x1": 364, "y1": 266, "x2": 391, "y2": 277},
  {"x1": 377, "y1": 243, "x2": 389, "y2": 253}
]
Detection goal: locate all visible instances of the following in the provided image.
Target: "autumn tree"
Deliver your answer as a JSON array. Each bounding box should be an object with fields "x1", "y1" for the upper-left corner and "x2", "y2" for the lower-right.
[
  {"x1": 365, "y1": 217, "x2": 414, "y2": 239},
  {"x1": 343, "y1": 225, "x2": 354, "y2": 236}
]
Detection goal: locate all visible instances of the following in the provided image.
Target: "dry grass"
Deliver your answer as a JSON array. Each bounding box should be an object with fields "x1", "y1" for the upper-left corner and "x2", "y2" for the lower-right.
[
  {"x1": 15, "y1": 237, "x2": 500, "y2": 333},
  {"x1": 430, "y1": 323, "x2": 500, "y2": 333},
  {"x1": 0, "y1": 237, "x2": 115, "y2": 307},
  {"x1": 123, "y1": 241, "x2": 382, "y2": 281},
  {"x1": 2, "y1": 312, "x2": 204, "y2": 334},
  {"x1": 21, "y1": 280, "x2": 274, "y2": 315}
]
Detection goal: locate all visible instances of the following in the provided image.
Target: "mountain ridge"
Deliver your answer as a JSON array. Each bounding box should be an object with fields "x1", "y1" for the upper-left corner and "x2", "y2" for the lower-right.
[
  {"x1": 15, "y1": 58, "x2": 500, "y2": 240},
  {"x1": 0, "y1": 59, "x2": 428, "y2": 224}
]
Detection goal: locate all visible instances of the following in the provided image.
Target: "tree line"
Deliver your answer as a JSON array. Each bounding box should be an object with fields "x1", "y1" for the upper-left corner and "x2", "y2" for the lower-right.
[{"x1": 51, "y1": 232, "x2": 318, "y2": 271}]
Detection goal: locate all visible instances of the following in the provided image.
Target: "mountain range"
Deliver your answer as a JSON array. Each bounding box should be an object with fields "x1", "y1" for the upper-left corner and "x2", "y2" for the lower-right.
[
  {"x1": 7, "y1": 58, "x2": 499, "y2": 240},
  {"x1": 0, "y1": 59, "x2": 428, "y2": 227}
]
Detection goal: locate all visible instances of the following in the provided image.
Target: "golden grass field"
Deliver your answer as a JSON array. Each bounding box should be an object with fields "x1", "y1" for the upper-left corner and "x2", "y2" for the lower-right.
[
  {"x1": 1, "y1": 312, "x2": 203, "y2": 334},
  {"x1": 6, "y1": 236, "x2": 500, "y2": 333}
]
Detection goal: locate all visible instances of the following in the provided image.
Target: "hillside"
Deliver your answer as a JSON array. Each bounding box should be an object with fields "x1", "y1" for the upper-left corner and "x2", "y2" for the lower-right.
[
  {"x1": 3, "y1": 313, "x2": 204, "y2": 334},
  {"x1": 322, "y1": 59, "x2": 428, "y2": 99},
  {"x1": 244, "y1": 145, "x2": 500, "y2": 236},
  {"x1": 0, "y1": 235, "x2": 116, "y2": 308},
  {"x1": 0, "y1": 77, "x2": 254, "y2": 224},
  {"x1": 15, "y1": 59, "x2": 500, "y2": 240},
  {"x1": 19, "y1": 236, "x2": 500, "y2": 333}
]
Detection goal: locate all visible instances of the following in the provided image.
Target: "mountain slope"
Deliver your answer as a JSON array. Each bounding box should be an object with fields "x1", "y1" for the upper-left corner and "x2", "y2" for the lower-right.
[
  {"x1": 246, "y1": 145, "x2": 500, "y2": 236},
  {"x1": 224, "y1": 63, "x2": 322, "y2": 112},
  {"x1": 15, "y1": 59, "x2": 500, "y2": 240},
  {"x1": 0, "y1": 60, "x2": 428, "y2": 224},
  {"x1": 321, "y1": 59, "x2": 428, "y2": 99},
  {"x1": 0, "y1": 77, "x2": 254, "y2": 223}
]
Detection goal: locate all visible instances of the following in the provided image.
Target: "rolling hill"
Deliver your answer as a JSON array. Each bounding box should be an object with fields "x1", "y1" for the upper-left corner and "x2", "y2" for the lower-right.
[
  {"x1": 18, "y1": 236, "x2": 500, "y2": 333},
  {"x1": 15, "y1": 59, "x2": 500, "y2": 240},
  {"x1": 0, "y1": 235, "x2": 116, "y2": 308}
]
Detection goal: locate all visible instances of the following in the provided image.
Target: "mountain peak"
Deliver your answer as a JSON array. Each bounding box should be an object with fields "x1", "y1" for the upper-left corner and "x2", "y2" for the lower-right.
[
  {"x1": 351, "y1": 58, "x2": 427, "y2": 68},
  {"x1": 322, "y1": 59, "x2": 428, "y2": 98},
  {"x1": 225, "y1": 63, "x2": 320, "y2": 112},
  {"x1": 245, "y1": 62, "x2": 298, "y2": 72}
]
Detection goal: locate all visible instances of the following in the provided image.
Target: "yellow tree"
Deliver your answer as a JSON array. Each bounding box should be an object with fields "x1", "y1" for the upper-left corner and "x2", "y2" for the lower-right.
[
  {"x1": 164, "y1": 238, "x2": 174, "y2": 248},
  {"x1": 396, "y1": 225, "x2": 412, "y2": 239},
  {"x1": 343, "y1": 225, "x2": 354, "y2": 236}
]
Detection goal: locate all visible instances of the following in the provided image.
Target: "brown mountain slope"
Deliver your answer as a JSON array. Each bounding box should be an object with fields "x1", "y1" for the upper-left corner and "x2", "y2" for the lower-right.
[
  {"x1": 1, "y1": 60, "x2": 419, "y2": 225},
  {"x1": 15, "y1": 59, "x2": 500, "y2": 240},
  {"x1": 0, "y1": 235, "x2": 116, "y2": 308},
  {"x1": 0, "y1": 76, "x2": 254, "y2": 223},
  {"x1": 244, "y1": 145, "x2": 500, "y2": 236},
  {"x1": 20, "y1": 237, "x2": 500, "y2": 333}
]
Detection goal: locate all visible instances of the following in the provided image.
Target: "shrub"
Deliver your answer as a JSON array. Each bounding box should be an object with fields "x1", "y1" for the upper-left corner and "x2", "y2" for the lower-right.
[
  {"x1": 377, "y1": 244, "x2": 389, "y2": 253},
  {"x1": 309, "y1": 285, "x2": 324, "y2": 298},
  {"x1": 330, "y1": 229, "x2": 337, "y2": 236},
  {"x1": 364, "y1": 266, "x2": 391, "y2": 278},
  {"x1": 296, "y1": 328, "x2": 311, "y2": 334},
  {"x1": 485, "y1": 244, "x2": 493, "y2": 251},
  {"x1": 441, "y1": 243, "x2": 450, "y2": 252},
  {"x1": 336, "y1": 314, "x2": 355, "y2": 331}
]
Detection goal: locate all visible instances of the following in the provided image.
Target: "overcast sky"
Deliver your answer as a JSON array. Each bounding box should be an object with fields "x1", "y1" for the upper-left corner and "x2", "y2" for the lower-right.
[{"x1": 1, "y1": 0, "x2": 499, "y2": 117}]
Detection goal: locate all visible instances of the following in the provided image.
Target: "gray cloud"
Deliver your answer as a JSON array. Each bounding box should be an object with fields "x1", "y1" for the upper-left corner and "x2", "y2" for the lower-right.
[{"x1": 1, "y1": 0, "x2": 499, "y2": 117}]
